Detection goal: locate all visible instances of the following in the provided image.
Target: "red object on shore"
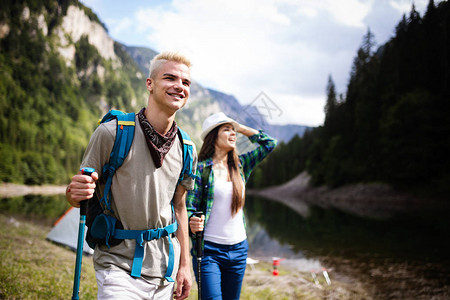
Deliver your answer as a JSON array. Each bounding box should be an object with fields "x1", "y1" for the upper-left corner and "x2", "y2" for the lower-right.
[
  {"x1": 273, "y1": 258, "x2": 281, "y2": 266},
  {"x1": 272, "y1": 257, "x2": 282, "y2": 276}
]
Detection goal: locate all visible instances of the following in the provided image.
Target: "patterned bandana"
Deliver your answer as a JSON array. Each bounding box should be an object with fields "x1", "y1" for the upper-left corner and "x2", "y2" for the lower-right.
[{"x1": 137, "y1": 108, "x2": 178, "y2": 168}]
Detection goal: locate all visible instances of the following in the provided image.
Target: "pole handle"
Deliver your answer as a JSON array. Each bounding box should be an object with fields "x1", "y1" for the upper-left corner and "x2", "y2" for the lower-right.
[
  {"x1": 79, "y1": 168, "x2": 95, "y2": 216},
  {"x1": 193, "y1": 211, "x2": 203, "y2": 257},
  {"x1": 81, "y1": 167, "x2": 95, "y2": 176}
]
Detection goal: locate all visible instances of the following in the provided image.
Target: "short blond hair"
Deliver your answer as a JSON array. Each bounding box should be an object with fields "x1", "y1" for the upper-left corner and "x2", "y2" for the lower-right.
[{"x1": 148, "y1": 51, "x2": 192, "y2": 78}]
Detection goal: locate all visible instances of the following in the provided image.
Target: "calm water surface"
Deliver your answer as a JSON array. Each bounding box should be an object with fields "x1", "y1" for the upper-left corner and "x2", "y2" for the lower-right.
[{"x1": 244, "y1": 195, "x2": 450, "y2": 299}]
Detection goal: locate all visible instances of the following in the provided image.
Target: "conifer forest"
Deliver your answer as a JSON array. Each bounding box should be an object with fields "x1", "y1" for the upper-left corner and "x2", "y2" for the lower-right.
[{"x1": 248, "y1": 1, "x2": 450, "y2": 200}]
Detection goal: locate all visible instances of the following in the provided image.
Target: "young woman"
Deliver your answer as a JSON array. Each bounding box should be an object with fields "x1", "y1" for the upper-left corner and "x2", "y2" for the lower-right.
[{"x1": 186, "y1": 112, "x2": 277, "y2": 299}]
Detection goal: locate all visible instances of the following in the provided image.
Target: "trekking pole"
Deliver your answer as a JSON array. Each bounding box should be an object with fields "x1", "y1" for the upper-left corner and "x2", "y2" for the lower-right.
[
  {"x1": 194, "y1": 211, "x2": 203, "y2": 300},
  {"x1": 72, "y1": 167, "x2": 95, "y2": 300}
]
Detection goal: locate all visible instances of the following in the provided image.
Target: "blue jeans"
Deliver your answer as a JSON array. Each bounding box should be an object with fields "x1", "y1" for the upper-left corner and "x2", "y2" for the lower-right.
[{"x1": 192, "y1": 239, "x2": 248, "y2": 300}]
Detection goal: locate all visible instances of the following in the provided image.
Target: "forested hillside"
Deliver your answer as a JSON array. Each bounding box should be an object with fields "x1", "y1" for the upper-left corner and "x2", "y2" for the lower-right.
[
  {"x1": 249, "y1": 0, "x2": 450, "y2": 198},
  {"x1": 0, "y1": 0, "x2": 147, "y2": 184}
]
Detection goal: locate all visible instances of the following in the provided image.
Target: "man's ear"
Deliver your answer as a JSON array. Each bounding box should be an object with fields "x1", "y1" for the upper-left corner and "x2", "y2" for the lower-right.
[{"x1": 146, "y1": 78, "x2": 153, "y2": 92}]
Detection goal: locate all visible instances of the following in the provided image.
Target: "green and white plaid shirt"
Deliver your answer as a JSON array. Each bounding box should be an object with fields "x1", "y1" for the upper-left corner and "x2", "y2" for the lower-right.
[{"x1": 186, "y1": 130, "x2": 277, "y2": 251}]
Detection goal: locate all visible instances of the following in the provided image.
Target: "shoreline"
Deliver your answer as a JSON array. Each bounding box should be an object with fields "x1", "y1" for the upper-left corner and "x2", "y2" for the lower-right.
[
  {"x1": 0, "y1": 183, "x2": 67, "y2": 198},
  {"x1": 2, "y1": 173, "x2": 446, "y2": 217},
  {"x1": 2, "y1": 173, "x2": 443, "y2": 217},
  {"x1": 247, "y1": 172, "x2": 445, "y2": 219}
]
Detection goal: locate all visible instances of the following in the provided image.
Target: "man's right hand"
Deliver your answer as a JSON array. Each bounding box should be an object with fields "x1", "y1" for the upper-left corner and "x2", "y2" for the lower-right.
[{"x1": 66, "y1": 171, "x2": 99, "y2": 207}]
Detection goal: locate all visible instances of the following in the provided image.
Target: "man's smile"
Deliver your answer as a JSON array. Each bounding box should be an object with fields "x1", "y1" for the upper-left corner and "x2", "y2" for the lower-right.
[{"x1": 167, "y1": 92, "x2": 184, "y2": 99}]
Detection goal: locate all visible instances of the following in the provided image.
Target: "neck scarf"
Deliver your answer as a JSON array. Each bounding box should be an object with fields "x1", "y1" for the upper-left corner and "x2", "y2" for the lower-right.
[{"x1": 137, "y1": 108, "x2": 178, "y2": 168}]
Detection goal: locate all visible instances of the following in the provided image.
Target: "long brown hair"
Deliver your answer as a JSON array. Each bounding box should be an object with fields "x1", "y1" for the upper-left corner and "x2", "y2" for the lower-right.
[{"x1": 199, "y1": 125, "x2": 245, "y2": 215}]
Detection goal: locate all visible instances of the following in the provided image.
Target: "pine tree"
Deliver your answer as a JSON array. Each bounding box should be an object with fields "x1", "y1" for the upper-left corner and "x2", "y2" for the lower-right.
[{"x1": 324, "y1": 75, "x2": 337, "y2": 117}]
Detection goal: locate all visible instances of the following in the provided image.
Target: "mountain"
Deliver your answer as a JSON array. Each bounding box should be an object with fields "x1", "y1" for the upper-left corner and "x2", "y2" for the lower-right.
[
  {"x1": 0, "y1": 1, "x2": 147, "y2": 184},
  {"x1": 121, "y1": 45, "x2": 158, "y2": 75}
]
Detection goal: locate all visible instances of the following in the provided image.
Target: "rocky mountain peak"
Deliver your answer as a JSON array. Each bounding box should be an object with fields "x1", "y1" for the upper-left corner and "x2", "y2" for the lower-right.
[{"x1": 57, "y1": 5, "x2": 117, "y2": 63}]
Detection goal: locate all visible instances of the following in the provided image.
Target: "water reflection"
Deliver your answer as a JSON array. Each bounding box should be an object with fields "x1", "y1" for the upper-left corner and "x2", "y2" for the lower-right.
[
  {"x1": 244, "y1": 195, "x2": 450, "y2": 299},
  {"x1": 0, "y1": 194, "x2": 69, "y2": 225},
  {"x1": 245, "y1": 195, "x2": 450, "y2": 257}
]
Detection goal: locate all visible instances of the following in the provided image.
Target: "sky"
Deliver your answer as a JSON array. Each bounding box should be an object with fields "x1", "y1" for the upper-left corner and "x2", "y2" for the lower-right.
[{"x1": 80, "y1": 0, "x2": 432, "y2": 126}]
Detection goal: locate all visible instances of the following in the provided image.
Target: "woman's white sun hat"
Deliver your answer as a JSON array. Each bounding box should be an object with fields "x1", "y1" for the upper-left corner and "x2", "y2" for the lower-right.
[{"x1": 201, "y1": 112, "x2": 240, "y2": 140}]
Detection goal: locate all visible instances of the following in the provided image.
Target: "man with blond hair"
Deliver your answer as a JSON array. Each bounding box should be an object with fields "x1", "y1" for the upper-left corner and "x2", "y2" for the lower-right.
[{"x1": 67, "y1": 52, "x2": 196, "y2": 300}]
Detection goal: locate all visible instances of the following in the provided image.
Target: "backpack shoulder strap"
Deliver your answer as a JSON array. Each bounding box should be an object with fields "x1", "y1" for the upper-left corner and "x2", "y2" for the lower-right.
[
  {"x1": 99, "y1": 110, "x2": 136, "y2": 213},
  {"x1": 200, "y1": 164, "x2": 211, "y2": 209},
  {"x1": 177, "y1": 127, "x2": 196, "y2": 184},
  {"x1": 98, "y1": 109, "x2": 127, "y2": 125},
  {"x1": 110, "y1": 112, "x2": 135, "y2": 168}
]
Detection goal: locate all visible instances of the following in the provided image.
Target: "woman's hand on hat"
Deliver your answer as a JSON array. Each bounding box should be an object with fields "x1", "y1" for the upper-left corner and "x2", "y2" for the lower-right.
[{"x1": 237, "y1": 124, "x2": 258, "y2": 137}]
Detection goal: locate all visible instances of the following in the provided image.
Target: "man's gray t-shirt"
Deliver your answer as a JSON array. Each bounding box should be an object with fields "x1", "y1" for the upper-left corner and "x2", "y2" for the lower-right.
[{"x1": 80, "y1": 116, "x2": 196, "y2": 285}]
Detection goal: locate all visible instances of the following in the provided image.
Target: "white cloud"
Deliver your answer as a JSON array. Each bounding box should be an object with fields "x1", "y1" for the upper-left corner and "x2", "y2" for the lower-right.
[
  {"x1": 129, "y1": 0, "x2": 384, "y2": 126},
  {"x1": 79, "y1": 0, "x2": 436, "y2": 126},
  {"x1": 284, "y1": 0, "x2": 373, "y2": 28},
  {"x1": 296, "y1": 6, "x2": 318, "y2": 18},
  {"x1": 256, "y1": 3, "x2": 291, "y2": 25},
  {"x1": 133, "y1": 0, "x2": 291, "y2": 97},
  {"x1": 328, "y1": 0, "x2": 373, "y2": 28}
]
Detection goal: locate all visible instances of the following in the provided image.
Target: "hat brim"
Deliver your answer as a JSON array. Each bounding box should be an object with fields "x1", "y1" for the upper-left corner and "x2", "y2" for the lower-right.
[{"x1": 201, "y1": 120, "x2": 240, "y2": 141}]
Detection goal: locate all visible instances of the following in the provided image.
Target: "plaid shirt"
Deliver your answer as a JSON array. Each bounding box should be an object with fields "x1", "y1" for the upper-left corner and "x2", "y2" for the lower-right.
[{"x1": 186, "y1": 130, "x2": 277, "y2": 249}]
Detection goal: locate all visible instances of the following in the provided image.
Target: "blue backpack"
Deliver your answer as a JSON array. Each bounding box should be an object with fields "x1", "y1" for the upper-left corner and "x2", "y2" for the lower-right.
[{"x1": 85, "y1": 110, "x2": 195, "y2": 282}]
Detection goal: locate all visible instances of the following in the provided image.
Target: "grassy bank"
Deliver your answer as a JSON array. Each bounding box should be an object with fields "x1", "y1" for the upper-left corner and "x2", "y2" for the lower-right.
[
  {"x1": 0, "y1": 213, "x2": 370, "y2": 299},
  {"x1": 0, "y1": 214, "x2": 96, "y2": 299}
]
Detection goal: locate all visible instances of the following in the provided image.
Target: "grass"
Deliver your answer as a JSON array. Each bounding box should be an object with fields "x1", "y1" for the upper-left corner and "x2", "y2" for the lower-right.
[
  {"x1": 0, "y1": 213, "x2": 370, "y2": 299},
  {"x1": 0, "y1": 214, "x2": 97, "y2": 299}
]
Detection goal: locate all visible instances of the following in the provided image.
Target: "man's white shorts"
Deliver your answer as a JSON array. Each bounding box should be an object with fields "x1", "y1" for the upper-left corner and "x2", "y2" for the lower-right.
[{"x1": 96, "y1": 269, "x2": 174, "y2": 300}]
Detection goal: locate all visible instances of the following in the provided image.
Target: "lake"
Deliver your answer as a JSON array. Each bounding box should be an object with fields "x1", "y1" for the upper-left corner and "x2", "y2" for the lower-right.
[
  {"x1": 1, "y1": 193, "x2": 449, "y2": 299},
  {"x1": 244, "y1": 195, "x2": 450, "y2": 299},
  {"x1": 0, "y1": 194, "x2": 70, "y2": 225}
]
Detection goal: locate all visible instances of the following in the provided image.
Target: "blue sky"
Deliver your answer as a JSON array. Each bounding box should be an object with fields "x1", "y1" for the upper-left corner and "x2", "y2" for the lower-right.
[{"x1": 80, "y1": 0, "x2": 431, "y2": 126}]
